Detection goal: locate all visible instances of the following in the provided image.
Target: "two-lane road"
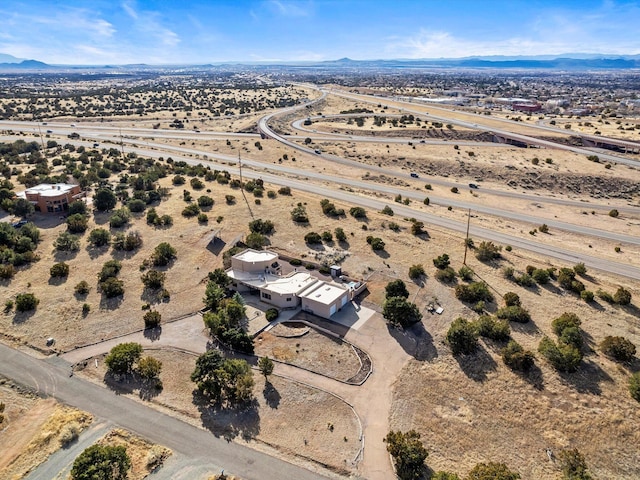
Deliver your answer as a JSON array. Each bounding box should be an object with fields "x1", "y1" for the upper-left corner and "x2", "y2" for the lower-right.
[{"x1": 0, "y1": 343, "x2": 334, "y2": 480}]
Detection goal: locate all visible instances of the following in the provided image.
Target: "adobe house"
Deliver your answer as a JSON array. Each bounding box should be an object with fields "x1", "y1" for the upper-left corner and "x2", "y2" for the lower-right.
[
  {"x1": 226, "y1": 248, "x2": 351, "y2": 319},
  {"x1": 18, "y1": 183, "x2": 83, "y2": 213}
]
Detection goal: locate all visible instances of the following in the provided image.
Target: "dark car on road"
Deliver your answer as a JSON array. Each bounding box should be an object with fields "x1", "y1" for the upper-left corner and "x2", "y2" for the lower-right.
[
  {"x1": 469, "y1": 183, "x2": 479, "y2": 189},
  {"x1": 410, "y1": 172, "x2": 419, "y2": 178}
]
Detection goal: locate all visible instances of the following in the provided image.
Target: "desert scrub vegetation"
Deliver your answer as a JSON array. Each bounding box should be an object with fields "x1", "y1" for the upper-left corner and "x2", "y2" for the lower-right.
[
  {"x1": 321, "y1": 198, "x2": 345, "y2": 217},
  {"x1": 151, "y1": 242, "x2": 177, "y2": 267},
  {"x1": 630, "y1": 373, "x2": 640, "y2": 402},
  {"x1": 384, "y1": 430, "x2": 428, "y2": 480},
  {"x1": 15, "y1": 292, "x2": 39, "y2": 312},
  {"x1": 88, "y1": 228, "x2": 111, "y2": 247},
  {"x1": 599, "y1": 336, "x2": 636, "y2": 362},
  {"x1": 446, "y1": 317, "x2": 479, "y2": 355},
  {"x1": 501, "y1": 340, "x2": 535, "y2": 371},
  {"x1": 290, "y1": 203, "x2": 309, "y2": 223},
  {"x1": 50, "y1": 262, "x2": 70, "y2": 278},
  {"x1": 538, "y1": 313, "x2": 585, "y2": 373},
  {"x1": 454, "y1": 281, "x2": 494, "y2": 304}
]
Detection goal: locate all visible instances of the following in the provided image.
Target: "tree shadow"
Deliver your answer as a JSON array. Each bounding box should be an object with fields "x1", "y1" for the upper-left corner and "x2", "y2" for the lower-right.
[
  {"x1": 99, "y1": 294, "x2": 124, "y2": 310},
  {"x1": 12, "y1": 309, "x2": 37, "y2": 324},
  {"x1": 621, "y1": 303, "x2": 640, "y2": 319},
  {"x1": 87, "y1": 245, "x2": 110, "y2": 260},
  {"x1": 139, "y1": 379, "x2": 163, "y2": 401},
  {"x1": 53, "y1": 249, "x2": 79, "y2": 261},
  {"x1": 337, "y1": 239, "x2": 350, "y2": 249},
  {"x1": 509, "y1": 362, "x2": 545, "y2": 391},
  {"x1": 509, "y1": 319, "x2": 541, "y2": 336},
  {"x1": 559, "y1": 359, "x2": 613, "y2": 395},
  {"x1": 194, "y1": 393, "x2": 261, "y2": 441},
  {"x1": 454, "y1": 345, "x2": 498, "y2": 382},
  {"x1": 112, "y1": 249, "x2": 140, "y2": 261},
  {"x1": 143, "y1": 326, "x2": 162, "y2": 341},
  {"x1": 48, "y1": 276, "x2": 68, "y2": 286},
  {"x1": 386, "y1": 321, "x2": 437, "y2": 361},
  {"x1": 263, "y1": 380, "x2": 280, "y2": 409},
  {"x1": 103, "y1": 372, "x2": 136, "y2": 395},
  {"x1": 374, "y1": 249, "x2": 390, "y2": 259}
]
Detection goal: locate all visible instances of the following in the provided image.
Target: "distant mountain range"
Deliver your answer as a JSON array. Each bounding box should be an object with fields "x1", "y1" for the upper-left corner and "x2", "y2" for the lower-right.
[{"x1": 0, "y1": 53, "x2": 639, "y2": 71}]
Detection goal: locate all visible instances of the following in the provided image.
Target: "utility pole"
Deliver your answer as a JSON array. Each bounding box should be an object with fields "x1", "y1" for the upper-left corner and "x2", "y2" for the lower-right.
[
  {"x1": 119, "y1": 128, "x2": 126, "y2": 162},
  {"x1": 463, "y1": 208, "x2": 471, "y2": 265},
  {"x1": 238, "y1": 152, "x2": 254, "y2": 220}
]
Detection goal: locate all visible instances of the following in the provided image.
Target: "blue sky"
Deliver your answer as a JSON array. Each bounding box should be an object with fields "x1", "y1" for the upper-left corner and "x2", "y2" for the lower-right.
[{"x1": 1, "y1": 0, "x2": 639, "y2": 64}]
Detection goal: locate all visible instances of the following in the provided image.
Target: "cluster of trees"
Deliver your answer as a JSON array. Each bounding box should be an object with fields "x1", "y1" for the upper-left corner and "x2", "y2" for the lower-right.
[
  {"x1": 0, "y1": 221, "x2": 40, "y2": 278},
  {"x1": 538, "y1": 313, "x2": 585, "y2": 372},
  {"x1": 191, "y1": 349, "x2": 254, "y2": 406},
  {"x1": 105, "y1": 342, "x2": 162, "y2": 388},
  {"x1": 203, "y1": 269, "x2": 254, "y2": 354},
  {"x1": 320, "y1": 198, "x2": 345, "y2": 217},
  {"x1": 98, "y1": 260, "x2": 125, "y2": 298},
  {"x1": 382, "y1": 280, "x2": 421, "y2": 328}
]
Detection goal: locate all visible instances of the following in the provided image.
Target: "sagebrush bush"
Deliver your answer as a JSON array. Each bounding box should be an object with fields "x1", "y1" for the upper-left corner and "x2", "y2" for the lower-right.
[
  {"x1": 600, "y1": 336, "x2": 636, "y2": 362},
  {"x1": 496, "y1": 305, "x2": 531, "y2": 323},
  {"x1": 501, "y1": 340, "x2": 535, "y2": 371}
]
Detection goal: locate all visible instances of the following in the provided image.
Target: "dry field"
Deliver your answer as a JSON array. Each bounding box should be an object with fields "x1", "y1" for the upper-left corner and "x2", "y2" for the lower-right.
[
  {"x1": 255, "y1": 323, "x2": 361, "y2": 381},
  {"x1": 78, "y1": 348, "x2": 362, "y2": 472},
  {"x1": 0, "y1": 379, "x2": 93, "y2": 480}
]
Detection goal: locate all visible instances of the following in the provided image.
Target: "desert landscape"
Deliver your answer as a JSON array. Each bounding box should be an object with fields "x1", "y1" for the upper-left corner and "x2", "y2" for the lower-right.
[{"x1": 1, "y1": 6, "x2": 640, "y2": 479}]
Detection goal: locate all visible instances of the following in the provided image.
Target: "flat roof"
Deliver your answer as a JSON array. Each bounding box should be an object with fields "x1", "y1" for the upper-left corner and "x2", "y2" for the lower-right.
[
  {"x1": 227, "y1": 269, "x2": 318, "y2": 296},
  {"x1": 25, "y1": 183, "x2": 78, "y2": 197},
  {"x1": 234, "y1": 249, "x2": 278, "y2": 264},
  {"x1": 299, "y1": 281, "x2": 348, "y2": 305}
]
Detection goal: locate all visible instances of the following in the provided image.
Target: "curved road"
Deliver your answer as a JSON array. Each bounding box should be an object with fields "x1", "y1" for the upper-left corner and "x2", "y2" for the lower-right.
[{"x1": 0, "y1": 343, "x2": 334, "y2": 480}]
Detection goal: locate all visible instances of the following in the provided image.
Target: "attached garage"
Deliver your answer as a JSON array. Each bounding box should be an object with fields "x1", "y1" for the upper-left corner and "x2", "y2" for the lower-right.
[{"x1": 299, "y1": 281, "x2": 350, "y2": 320}]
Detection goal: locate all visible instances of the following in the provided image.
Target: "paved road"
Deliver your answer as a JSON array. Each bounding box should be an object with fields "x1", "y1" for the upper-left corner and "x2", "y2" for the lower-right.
[{"x1": 0, "y1": 343, "x2": 335, "y2": 480}]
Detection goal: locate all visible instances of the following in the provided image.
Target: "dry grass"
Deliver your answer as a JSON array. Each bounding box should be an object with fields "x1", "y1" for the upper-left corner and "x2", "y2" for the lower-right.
[
  {"x1": 77, "y1": 348, "x2": 361, "y2": 471},
  {"x1": 0, "y1": 379, "x2": 92, "y2": 480},
  {"x1": 94, "y1": 429, "x2": 171, "y2": 480},
  {"x1": 255, "y1": 325, "x2": 361, "y2": 381}
]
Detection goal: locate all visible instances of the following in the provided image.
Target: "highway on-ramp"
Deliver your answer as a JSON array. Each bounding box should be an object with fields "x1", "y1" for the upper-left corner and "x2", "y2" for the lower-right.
[{"x1": 0, "y1": 343, "x2": 333, "y2": 480}]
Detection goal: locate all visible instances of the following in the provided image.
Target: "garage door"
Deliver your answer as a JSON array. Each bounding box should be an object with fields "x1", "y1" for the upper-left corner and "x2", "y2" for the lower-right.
[
  {"x1": 341, "y1": 295, "x2": 348, "y2": 307},
  {"x1": 329, "y1": 304, "x2": 337, "y2": 316}
]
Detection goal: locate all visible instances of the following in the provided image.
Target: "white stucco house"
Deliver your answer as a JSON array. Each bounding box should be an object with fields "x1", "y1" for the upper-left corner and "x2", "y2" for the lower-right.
[{"x1": 226, "y1": 249, "x2": 351, "y2": 319}]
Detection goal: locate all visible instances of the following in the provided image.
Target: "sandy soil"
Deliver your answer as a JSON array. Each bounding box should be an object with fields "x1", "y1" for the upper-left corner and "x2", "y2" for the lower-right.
[
  {"x1": 77, "y1": 348, "x2": 362, "y2": 472},
  {"x1": 0, "y1": 379, "x2": 92, "y2": 480}
]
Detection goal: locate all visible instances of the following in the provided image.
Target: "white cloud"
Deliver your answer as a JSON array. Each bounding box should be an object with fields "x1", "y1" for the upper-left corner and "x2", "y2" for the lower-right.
[{"x1": 264, "y1": 0, "x2": 313, "y2": 17}]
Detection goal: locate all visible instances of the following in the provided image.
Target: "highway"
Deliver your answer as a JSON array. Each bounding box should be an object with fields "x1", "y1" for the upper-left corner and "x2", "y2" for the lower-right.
[{"x1": 0, "y1": 343, "x2": 333, "y2": 480}]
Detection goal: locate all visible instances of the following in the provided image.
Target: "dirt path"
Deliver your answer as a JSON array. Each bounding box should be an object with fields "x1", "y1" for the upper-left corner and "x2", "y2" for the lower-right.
[{"x1": 61, "y1": 309, "x2": 411, "y2": 480}]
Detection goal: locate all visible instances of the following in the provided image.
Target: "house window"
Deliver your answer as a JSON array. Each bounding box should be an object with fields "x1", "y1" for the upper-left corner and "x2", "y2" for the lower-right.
[
  {"x1": 262, "y1": 292, "x2": 271, "y2": 300},
  {"x1": 286, "y1": 297, "x2": 292, "y2": 302}
]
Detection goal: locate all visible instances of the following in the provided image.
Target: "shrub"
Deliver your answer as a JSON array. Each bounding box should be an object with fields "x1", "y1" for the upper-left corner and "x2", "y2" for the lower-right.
[
  {"x1": 197, "y1": 195, "x2": 214, "y2": 208},
  {"x1": 144, "y1": 310, "x2": 161, "y2": 328},
  {"x1": 278, "y1": 186, "x2": 291, "y2": 195},
  {"x1": 385, "y1": 279, "x2": 409, "y2": 299},
  {"x1": 630, "y1": 372, "x2": 640, "y2": 402},
  {"x1": 265, "y1": 308, "x2": 279, "y2": 322},
  {"x1": 368, "y1": 237, "x2": 385, "y2": 251},
  {"x1": 503, "y1": 292, "x2": 521, "y2": 307},
  {"x1": 15, "y1": 293, "x2": 39, "y2": 312},
  {"x1": 290, "y1": 204, "x2": 308, "y2": 223},
  {"x1": 467, "y1": 462, "x2": 520, "y2": 480},
  {"x1": 557, "y1": 448, "x2": 593, "y2": 480},
  {"x1": 172, "y1": 175, "x2": 185, "y2": 185},
  {"x1": 435, "y1": 267, "x2": 456, "y2": 283},
  {"x1": 0, "y1": 264, "x2": 15, "y2": 279},
  {"x1": 245, "y1": 232, "x2": 266, "y2": 249},
  {"x1": 349, "y1": 206, "x2": 367, "y2": 219},
  {"x1": 433, "y1": 254, "x2": 450, "y2": 270},
  {"x1": 66, "y1": 213, "x2": 88, "y2": 233},
  {"x1": 609, "y1": 209, "x2": 619, "y2": 218},
  {"x1": 334, "y1": 227, "x2": 347, "y2": 242},
  {"x1": 454, "y1": 282, "x2": 493, "y2": 303},
  {"x1": 596, "y1": 289, "x2": 615, "y2": 304},
  {"x1": 88, "y1": 228, "x2": 111, "y2": 247},
  {"x1": 152, "y1": 242, "x2": 176, "y2": 267},
  {"x1": 450, "y1": 187, "x2": 458, "y2": 193},
  {"x1": 502, "y1": 341, "x2": 535, "y2": 371},
  {"x1": 383, "y1": 296, "x2": 421, "y2": 328},
  {"x1": 109, "y1": 208, "x2": 131, "y2": 228},
  {"x1": 182, "y1": 203, "x2": 200, "y2": 217},
  {"x1": 531, "y1": 268, "x2": 550, "y2": 284},
  {"x1": 197, "y1": 213, "x2": 208, "y2": 223},
  {"x1": 190, "y1": 178, "x2": 204, "y2": 190},
  {"x1": 141, "y1": 270, "x2": 165, "y2": 290},
  {"x1": 127, "y1": 198, "x2": 146, "y2": 213},
  {"x1": 321, "y1": 231, "x2": 333, "y2": 242},
  {"x1": 475, "y1": 241, "x2": 501, "y2": 262},
  {"x1": 304, "y1": 232, "x2": 322, "y2": 244},
  {"x1": 75, "y1": 280, "x2": 90, "y2": 295},
  {"x1": 515, "y1": 273, "x2": 535, "y2": 288},
  {"x1": 54, "y1": 232, "x2": 80, "y2": 251},
  {"x1": 573, "y1": 262, "x2": 587, "y2": 276},
  {"x1": 475, "y1": 315, "x2": 510, "y2": 341},
  {"x1": 446, "y1": 317, "x2": 478, "y2": 355},
  {"x1": 381, "y1": 205, "x2": 394, "y2": 216},
  {"x1": 552, "y1": 312, "x2": 581, "y2": 337},
  {"x1": 614, "y1": 286, "x2": 632, "y2": 305},
  {"x1": 408, "y1": 264, "x2": 425, "y2": 280},
  {"x1": 496, "y1": 305, "x2": 531, "y2": 323},
  {"x1": 458, "y1": 265, "x2": 473, "y2": 281},
  {"x1": 580, "y1": 290, "x2": 594, "y2": 302},
  {"x1": 68, "y1": 201, "x2": 87, "y2": 216},
  {"x1": 50, "y1": 262, "x2": 70, "y2": 278},
  {"x1": 248, "y1": 219, "x2": 275, "y2": 235},
  {"x1": 600, "y1": 336, "x2": 636, "y2": 362},
  {"x1": 538, "y1": 336, "x2": 582, "y2": 372},
  {"x1": 320, "y1": 199, "x2": 345, "y2": 217},
  {"x1": 384, "y1": 430, "x2": 427, "y2": 480},
  {"x1": 225, "y1": 194, "x2": 235, "y2": 205}
]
